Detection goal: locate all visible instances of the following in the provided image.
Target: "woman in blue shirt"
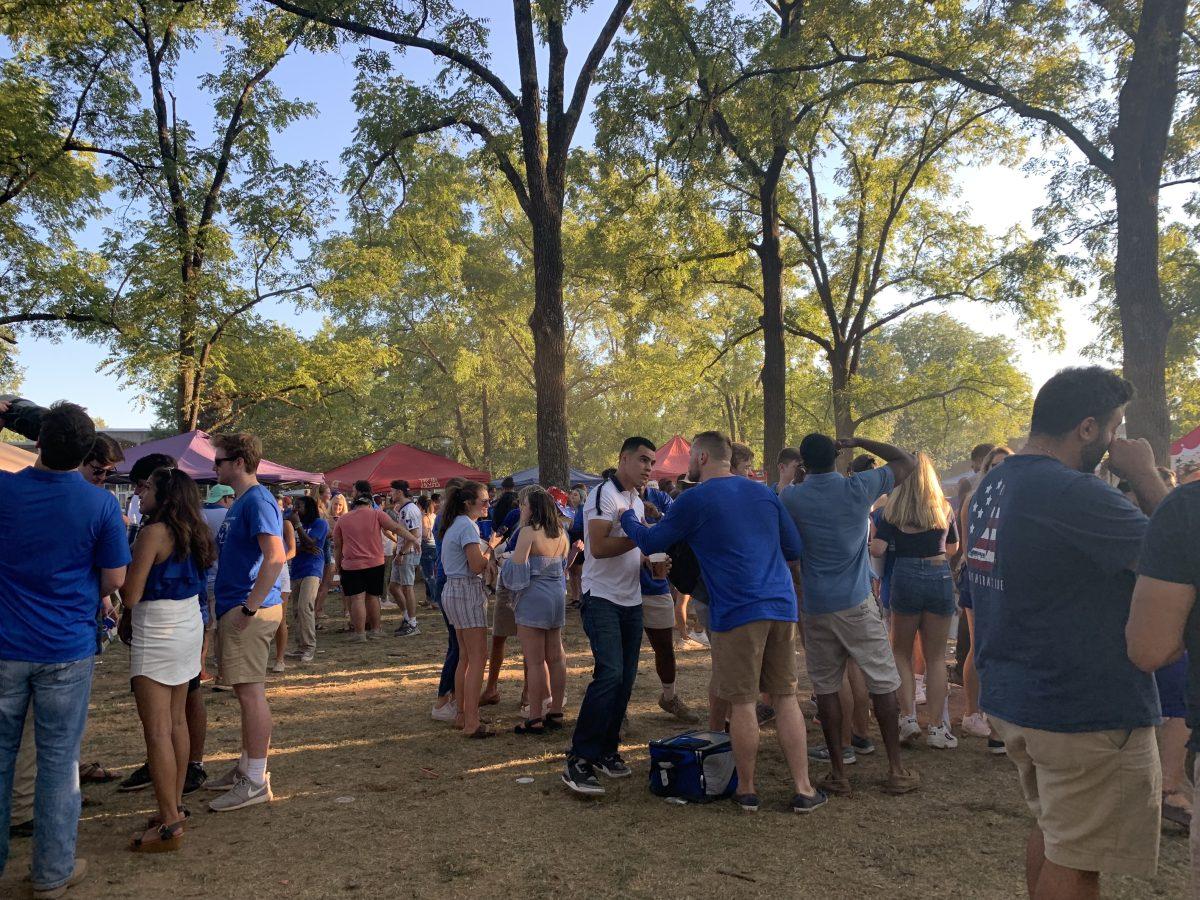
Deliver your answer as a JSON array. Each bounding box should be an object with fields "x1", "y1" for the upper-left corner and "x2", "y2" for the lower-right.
[
  {"x1": 285, "y1": 496, "x2": 328, "y2": 663},
  {"x1": 121, "y1": 467, "x2": 215, "y2": 853}
]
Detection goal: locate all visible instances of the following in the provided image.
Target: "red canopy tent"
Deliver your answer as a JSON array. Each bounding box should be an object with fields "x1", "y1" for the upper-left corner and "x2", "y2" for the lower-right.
[
  {"x1": 651, "y1": 434, "x2": 691, "y2": 480},
  {"x1": 1171, "y1": 425, "x2": 1200, "y2": 467},
  {"x1": 325, "y1": 443, "x2": 490, "y2": 492}
]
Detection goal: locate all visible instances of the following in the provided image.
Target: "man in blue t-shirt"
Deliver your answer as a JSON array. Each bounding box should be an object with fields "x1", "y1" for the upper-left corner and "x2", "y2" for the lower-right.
[
  {"x1": 206, "y1": 433, "x2": 286, "y2": 815},
  {"x1": 0, "y1": 402, "x2": 129, "y2": 894},
  {"x1": 966, "y1": 367, "x2": 1167, "y2": 893},
  {"x1": 781, "y1": 433, "x2": 917, "y2": 798},
  {"x1": 621, "y1": 432, "x2": 825, "y2": 815}
]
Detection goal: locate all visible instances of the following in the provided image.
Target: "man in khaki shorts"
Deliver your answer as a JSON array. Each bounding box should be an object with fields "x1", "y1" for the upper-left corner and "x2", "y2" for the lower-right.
[
  {"x1": 781, "y1": 433, "x2": 918, "y2": 797},
  {"x1": 968, "y1": 367, "x2": 1167, "y2": 897},
  {"x1": 621, "y1": 431, "x2": 825, "y2": 814},
  {"x1": 206, "y1": 433, "x2": 287, "y2": 813}
]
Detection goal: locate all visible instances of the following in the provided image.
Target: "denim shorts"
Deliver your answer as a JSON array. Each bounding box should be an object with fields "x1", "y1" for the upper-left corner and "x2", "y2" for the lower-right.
[{"x1": 889, "y1": 557, "x2": 955, "y2": 617}]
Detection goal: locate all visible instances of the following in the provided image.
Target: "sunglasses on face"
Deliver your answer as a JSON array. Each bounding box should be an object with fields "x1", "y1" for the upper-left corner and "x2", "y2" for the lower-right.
[
  {"x1": 86, "y1": 463, "x2": 116, "y2": 479},
  {"x1": 214, "y1": 456, "x2": 239, "y2": 466}
]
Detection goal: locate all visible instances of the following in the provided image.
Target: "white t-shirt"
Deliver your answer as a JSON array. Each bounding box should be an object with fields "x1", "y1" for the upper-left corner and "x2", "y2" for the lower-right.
[
  {"x1": 127, "y1": 493, "x2": 142, "y2": 526},
  {"x1": 397, "y1": 500, "x2": 422, "y2": 535},
  {"x1": 582, "y1": 478, "x2": 645, "y2": 607}
]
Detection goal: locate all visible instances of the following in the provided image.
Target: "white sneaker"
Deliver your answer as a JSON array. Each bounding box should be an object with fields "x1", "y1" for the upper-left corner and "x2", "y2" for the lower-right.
[
  {"x1": 961, "y1": 712, "x2": 991, "y2": 738},
  {"x1": 380, "y1": 599, "x2": 399, "y2": 609},
  {"x1": 926, "y1": 724, "x2": 959, "y2": 749},
  {"x1": 899, "y1": 715, "x2": 922, "y2": 745},
  {"x1": 431, "y1": 701, "x2": 459, "y2": 722},
  {"x1": 687, "y1": 630, "x2": 710, "y2": 648},
  {"x1": 269, "y1": 660, "x2": 285, "y2": 674},
  {"x1": 209, "y1": 772, "x2": 272, "y2": 812}
]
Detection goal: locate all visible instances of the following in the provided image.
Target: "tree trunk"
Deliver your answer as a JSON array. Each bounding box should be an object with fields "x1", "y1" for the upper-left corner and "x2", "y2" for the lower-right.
[
  {"x1": 1111, "y1": 0, "x2": 1186, "y2": 462},
  {"x1": 756, "y1": 183, "x2": 787, "y2": 484},
  {"x1": 178, "y1": 282, "x2": 198, "y2": 433},
  {"x1": 830, "y1": 346, "x2": 855, "y2": 471},
  {"x1": 528, "y1": 210, "x2": 570, "y2": 488},
  {"x1": 481, "y1": 383, "x2": 493, "y2": 470}
]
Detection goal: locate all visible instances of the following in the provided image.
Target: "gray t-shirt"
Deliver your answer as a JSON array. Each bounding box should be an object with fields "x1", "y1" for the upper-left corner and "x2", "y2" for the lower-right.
[{"x1": 441, "y1": 515, "x2": 482, "y2": 577}]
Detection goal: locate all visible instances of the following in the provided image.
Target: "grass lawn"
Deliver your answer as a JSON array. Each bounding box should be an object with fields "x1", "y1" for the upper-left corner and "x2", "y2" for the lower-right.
[{"x1": 2, "y1": 599, "x2": 1188, "y2": 899}]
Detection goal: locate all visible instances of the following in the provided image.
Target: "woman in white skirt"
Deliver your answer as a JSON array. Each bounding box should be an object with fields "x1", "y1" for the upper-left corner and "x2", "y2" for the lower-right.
[
  {"x1": 437, "y1": 480, "x2": 496, "y2": 738},
  {"x1": 121, "y1": 467, "x2": 214, "y2": 852}
]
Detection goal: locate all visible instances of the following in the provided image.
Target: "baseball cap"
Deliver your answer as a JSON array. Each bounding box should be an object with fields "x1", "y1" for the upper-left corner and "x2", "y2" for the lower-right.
[{"x1": 206, "y1": 484, "x2": 235, "y2": 503}]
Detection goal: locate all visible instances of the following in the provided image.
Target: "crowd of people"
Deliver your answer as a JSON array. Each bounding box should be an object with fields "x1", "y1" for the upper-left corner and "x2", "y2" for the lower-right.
[{"x1": 0, "y1": 363, "x2": 1199, "y2": 898}]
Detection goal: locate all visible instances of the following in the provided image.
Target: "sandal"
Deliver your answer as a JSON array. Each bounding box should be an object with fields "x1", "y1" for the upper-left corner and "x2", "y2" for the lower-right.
[
  {"x1": 544, "y1": 713, "x2": 565, "y2": 731},
  {"x1": 130, "y1": 819, "x2": 184, "y2": 853},
  {"x1": 466, "y1": 725, "x2": 496, "y2": 739},
  {"x1": 480, "y1": 693, "x2": 501, "y2": 707},
  {"x1": 514, "y1": 718, "x2": 546, "y2": 736},
  {"x1": 146, "y1": 806, "x2": 190, "y2": 829},
  {"x1": 79, "y1": 761, "x2": 117, "y2": 783}
]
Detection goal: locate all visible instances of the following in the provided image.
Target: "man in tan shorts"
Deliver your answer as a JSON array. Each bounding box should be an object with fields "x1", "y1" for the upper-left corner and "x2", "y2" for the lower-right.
[
  {"x1": 205, "y1": 433, "x2": 287, "y2": 813},
  {"x1": 620, "y1": 431, "x2": 825, "y2": 814}
]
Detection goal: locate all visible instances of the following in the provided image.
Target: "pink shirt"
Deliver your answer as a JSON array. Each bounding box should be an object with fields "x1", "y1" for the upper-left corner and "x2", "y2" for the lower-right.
[{"x1": 334, "y1": 507, "x2": 392, "y2": 571}]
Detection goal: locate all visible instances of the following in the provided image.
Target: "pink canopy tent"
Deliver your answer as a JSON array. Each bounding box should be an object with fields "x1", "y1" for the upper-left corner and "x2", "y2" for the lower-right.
[
  {"x1": 325, "y1": 442, "x2": 490, "y2": 492},
  {"x1": 0, "y1": 442, "x2": 35, "y2": 473},
  {"x1": 651, "y1": 434, "x2": 692, "y2": 480},
  {"x1": 115, "y1": 430, "x2": 323, "y2": 484}
]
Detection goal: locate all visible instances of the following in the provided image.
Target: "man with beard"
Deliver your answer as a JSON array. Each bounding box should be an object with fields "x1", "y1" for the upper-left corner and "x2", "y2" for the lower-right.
[{"x1": 966, "y1": 366, "x2": 1168, "y2": 899}]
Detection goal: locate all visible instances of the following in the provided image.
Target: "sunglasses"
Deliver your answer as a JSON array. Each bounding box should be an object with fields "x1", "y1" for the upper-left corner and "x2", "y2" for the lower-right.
[
  {"x1": 214, "y1": 456, "x2": 239, "y2": 466},
  {"x1": 86, "y1": 463, "x2": 117, "y2": 479}
]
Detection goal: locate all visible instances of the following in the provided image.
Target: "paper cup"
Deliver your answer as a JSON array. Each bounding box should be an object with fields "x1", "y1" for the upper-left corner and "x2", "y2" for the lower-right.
[{"x1": 648, "y1": 552, "x2": 669, "y2": 579}]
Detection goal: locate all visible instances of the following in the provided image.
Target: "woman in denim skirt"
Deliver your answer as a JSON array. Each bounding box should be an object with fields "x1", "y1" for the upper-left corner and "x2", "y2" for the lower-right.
[{"x1": 871, "y1": 452, "x2": 960, "y2": 750}]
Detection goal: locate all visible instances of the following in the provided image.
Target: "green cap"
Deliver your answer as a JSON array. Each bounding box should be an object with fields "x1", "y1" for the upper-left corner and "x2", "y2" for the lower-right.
[{"x1": 206, "y1": 484, "x2": 235, "y2": 503}]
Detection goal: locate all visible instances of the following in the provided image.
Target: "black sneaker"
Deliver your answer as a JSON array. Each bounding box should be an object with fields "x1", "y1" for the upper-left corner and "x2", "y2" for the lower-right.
[
  {"x1": 988, "y1": 738, "x2": 1007, "y2": 756},
  {"x1": 9, "y1": 819, "x2": 33, "y2": 839},
  {"x1": 733, "y1": 792, "x2": 760, "y2": 813},
  {"x1": 850, "y1": 733, "x2": 876, "y2": 755},
  {"x1": 118, "y1": 762, "x2": 152, "y2": 792},
  {"x1": 393, "y1": 621, "x2": 414, "y2": 637},
  {"x1": 756, "y1": 702, "x2": 775, "y2": 726},
  {"x1": 561, "y1": 757, "x2": 605, "y2": 796},
  {"x1": 182, "y1": 761, "x2": 207, "y2": 795},
  {"x1": 597, "y1": 753, "x2": 632, "y2": 778},
  {"x1": 791, "y1": 789, "x2": 829, "y2": 815}
]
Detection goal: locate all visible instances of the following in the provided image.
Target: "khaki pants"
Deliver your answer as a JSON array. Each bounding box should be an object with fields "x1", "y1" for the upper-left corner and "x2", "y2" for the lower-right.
[
  {"x1": 12, "y1": 708, "x2": 34, "y2": 824},
  {"x1": 294, "y1": 576, "x2": 320, "y2": 653}
]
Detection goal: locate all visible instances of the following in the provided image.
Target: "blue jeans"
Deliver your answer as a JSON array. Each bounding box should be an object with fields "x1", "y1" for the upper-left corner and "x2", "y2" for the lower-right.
[
  {"x1": 570, "y1": 594, "x2": 643, "y2": 762},
  {"x1": 0, "y1": 656, "x2": 94, "y2": 889},
  {"x1": 437, "y1": 574, "x2": 457, "y2": 698},
  {"x1": 420, "y1": 546, "x2": 439, "y2": 602},
  {"x1": 889, "y1": 557, "x2": 955, "y2": 617}
]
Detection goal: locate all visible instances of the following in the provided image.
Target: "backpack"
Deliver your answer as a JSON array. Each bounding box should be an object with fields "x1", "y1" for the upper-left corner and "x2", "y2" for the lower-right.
[{"x1": 648, "y1": 731, "x2": 738, "y2": 803}]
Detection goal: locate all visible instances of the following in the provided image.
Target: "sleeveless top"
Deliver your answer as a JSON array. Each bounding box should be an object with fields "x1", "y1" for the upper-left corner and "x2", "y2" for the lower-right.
[{"x1": 143, "y1": 554, "x2": 206, "y2": 602}]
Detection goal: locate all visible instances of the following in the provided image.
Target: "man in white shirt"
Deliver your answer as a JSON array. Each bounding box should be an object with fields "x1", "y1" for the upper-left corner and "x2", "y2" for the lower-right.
[
  {"x1": 562, "y1": 437, "x2": 656, "y2": 796},
  {"x1": 388, "y1": 480, "x2": 423, "y2": 636}
]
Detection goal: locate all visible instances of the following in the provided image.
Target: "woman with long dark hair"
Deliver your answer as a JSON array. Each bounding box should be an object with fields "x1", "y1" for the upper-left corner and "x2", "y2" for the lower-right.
[
  {"x1": 285, "y1": 496, "x2": 328, "y2": 663},
  {"x1": 437, "y1": 480, "x2": 495, "y2": 738},
  {"x1": 121, "y1": 467, "x2": 215, "y2": 852},
  {"x1": 502, "y1": 487, "x2": 569, "y2": 734}
]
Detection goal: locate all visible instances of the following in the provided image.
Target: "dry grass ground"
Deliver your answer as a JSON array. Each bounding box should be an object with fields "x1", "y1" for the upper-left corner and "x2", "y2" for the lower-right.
[{"x1": 1, "y1": 598, "x2": 1190, "y2": 899}]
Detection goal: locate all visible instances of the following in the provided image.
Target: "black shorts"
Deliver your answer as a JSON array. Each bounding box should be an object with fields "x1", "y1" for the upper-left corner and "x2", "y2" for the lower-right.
[{"x1": 341, "y1": 564, "x2": 385, "y2": 597}]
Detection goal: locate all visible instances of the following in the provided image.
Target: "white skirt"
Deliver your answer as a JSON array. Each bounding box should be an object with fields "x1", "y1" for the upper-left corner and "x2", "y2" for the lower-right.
[{"x1": 130, "y1": 597, "x2": 204, "y2": 686}]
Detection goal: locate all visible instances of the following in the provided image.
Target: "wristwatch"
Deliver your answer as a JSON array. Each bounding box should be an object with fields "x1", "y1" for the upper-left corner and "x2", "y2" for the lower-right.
[{"x1": 240, "y1": 604, "x2": 257, "y2": 617}]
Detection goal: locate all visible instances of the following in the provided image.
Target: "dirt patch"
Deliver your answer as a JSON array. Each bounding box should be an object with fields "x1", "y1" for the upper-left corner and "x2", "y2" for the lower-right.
[{"x1": 2, "y1": 603, "x2": 1189, "y2": 899}]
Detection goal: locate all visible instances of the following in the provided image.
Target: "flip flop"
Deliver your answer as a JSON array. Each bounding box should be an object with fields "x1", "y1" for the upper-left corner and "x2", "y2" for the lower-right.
[
  {"x1": 466, "y1": 725, "x2": 496, "y2": 739},
  {"x1": 514, "y1": 718, "x2": 546, "y2": 736}
]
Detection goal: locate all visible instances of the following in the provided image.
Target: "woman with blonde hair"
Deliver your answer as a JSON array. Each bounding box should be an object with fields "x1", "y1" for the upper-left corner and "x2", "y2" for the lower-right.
[
  {"x1": 954, "y1": 445, "x2": 1012, "y2": 745},
  {"x1": 871, "y1": 452, "x2": 959, "y2": 749}
]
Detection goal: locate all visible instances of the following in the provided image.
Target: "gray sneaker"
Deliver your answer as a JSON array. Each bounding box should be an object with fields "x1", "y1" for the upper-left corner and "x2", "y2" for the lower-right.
[
  {"x1": 658, "y1": 693, "x2": 699, "y2": 724},
  {"x1": 209, "y1": 773, "x2": 272, "y2": 812},
  {"x1": 204, "y1": 763, "x2": 244, "y2": 792},
  {"x1": 299, "y1": 651, "x2": 315, "y2": 663}
]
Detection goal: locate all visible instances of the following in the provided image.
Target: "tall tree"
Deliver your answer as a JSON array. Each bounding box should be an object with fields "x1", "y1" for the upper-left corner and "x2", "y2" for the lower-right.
[
  {"x1": 598, "y1": 0, "x2": 852, "y2": 480},
  {"x1": 0, "y1": 0, "x2": 337, "y2": 431},
  {"x1": 881, "y1": 0, "x2": 1193, "y2": 460},
  {"x1": 261, "y1": 0, "x2": 634, "y2": 487}
]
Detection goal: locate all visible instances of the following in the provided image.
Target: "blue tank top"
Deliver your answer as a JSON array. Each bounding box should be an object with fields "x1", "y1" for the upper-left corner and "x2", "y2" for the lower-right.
[{"x1": 143, "y1": 554, "x2": 205, "y2": 602}]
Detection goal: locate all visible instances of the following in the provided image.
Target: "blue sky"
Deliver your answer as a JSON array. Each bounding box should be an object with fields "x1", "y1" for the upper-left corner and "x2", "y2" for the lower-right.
[{"x1": 12, "y1": 1, "x2": 1097, "y2": 426}]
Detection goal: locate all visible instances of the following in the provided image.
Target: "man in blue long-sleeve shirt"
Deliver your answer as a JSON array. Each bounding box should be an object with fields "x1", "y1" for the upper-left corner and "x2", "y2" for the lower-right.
[{"x1": 620, "y1": 431, "x2": 826, "y2": 815}]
